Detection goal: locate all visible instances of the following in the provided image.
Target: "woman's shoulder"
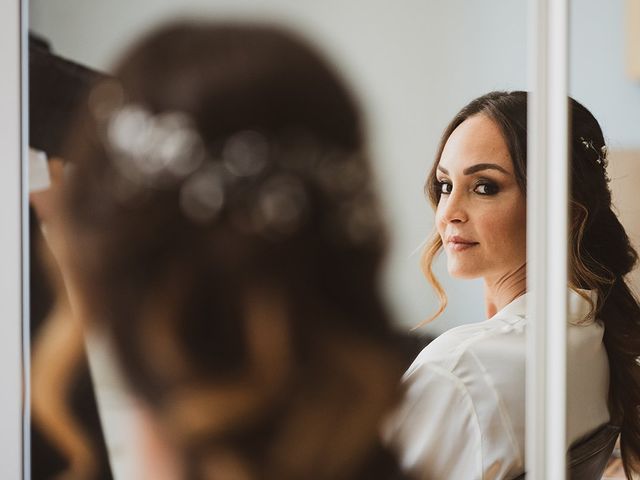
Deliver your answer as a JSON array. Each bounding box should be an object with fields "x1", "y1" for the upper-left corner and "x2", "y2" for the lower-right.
[
  {"x1": 407, "y1": 316, "x2": 526, "y2": 380},
  {"x1": 387, "y1": 319, "x2": 527, "y2": 480}
]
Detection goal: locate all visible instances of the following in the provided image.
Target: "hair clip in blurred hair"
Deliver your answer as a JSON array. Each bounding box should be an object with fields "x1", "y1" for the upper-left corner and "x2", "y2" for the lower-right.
[
  {"x1": 98, "y1": 102, "x2": 382, "y2": 245},
  {"x1": 107, "y1": 104, "x2": 206, "y2": 185}
]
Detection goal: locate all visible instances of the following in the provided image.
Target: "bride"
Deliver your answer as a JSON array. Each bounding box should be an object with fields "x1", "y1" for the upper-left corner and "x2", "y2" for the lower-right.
[{"x1": 386, "y1": 91, "x2": 640, "y2": 480}]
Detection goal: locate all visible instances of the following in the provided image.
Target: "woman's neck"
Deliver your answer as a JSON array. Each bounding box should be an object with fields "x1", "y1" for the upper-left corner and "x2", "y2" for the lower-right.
[{"x1": 484, "y1": 263, "x2": 527, "y2": 318}]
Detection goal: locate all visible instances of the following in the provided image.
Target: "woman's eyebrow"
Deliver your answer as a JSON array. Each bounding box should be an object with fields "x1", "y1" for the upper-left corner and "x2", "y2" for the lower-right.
[
  {"x1": 463, "y1": 163, "x2": 511, "y2": 175},
  {"x1": 437, "y1": 164, "x2": 511, "y2": 175}
]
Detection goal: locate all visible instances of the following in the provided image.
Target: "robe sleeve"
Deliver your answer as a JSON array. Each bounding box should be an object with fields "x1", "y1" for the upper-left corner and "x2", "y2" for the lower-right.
[{"x1": 384, "y1": 360, "x2": 484, "y2": 479}]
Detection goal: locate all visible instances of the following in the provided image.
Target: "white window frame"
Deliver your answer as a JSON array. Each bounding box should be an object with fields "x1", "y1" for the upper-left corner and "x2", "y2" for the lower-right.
[
  {"x1": 527, "y1": 0, "x2": 570, "y2": 478},
  {"x1": 0, "y1": 0, "x2": 26, "y2": 479}
]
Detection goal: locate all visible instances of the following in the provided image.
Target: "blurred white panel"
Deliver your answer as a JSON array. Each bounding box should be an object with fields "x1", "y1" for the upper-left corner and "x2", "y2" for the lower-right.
[
  {"x1": 527, "y1": 0, "x2": 569, "y2": 477},
  {"x1": 0, "y1": 0, "x2": 24, "y2": 479},
  {"x1": 84, "y1": 329, "x2": 142, "y2": 480}
]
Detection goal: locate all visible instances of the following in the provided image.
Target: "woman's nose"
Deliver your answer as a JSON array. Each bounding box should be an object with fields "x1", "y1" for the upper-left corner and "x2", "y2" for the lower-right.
[{"x1": 440, "y1": 192, "x2": 468, "y2": 224}]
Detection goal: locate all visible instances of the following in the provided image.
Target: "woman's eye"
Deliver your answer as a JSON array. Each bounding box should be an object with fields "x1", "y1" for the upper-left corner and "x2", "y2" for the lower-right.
[
  {"x1": 438, "y1": 181, "x2": 452, "y2": 195},
  {"x1": 474, "y1": 182, "x2": 499, "y2": 195}
]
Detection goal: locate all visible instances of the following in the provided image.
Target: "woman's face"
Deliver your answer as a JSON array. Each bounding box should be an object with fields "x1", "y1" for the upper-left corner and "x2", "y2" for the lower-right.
[{"x1": 435, "y1": 114, "x2": 526, "y2": 281}]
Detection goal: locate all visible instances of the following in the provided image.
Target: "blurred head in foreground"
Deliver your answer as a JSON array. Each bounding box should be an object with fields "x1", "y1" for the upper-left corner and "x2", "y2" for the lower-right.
[{"x1": 41, "y1": 22, "x2": 405, "y2": 480}]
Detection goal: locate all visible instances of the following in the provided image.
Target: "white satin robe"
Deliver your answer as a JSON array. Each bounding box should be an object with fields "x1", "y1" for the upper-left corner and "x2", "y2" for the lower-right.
[{"x1": 384, "y1": 289, "x2": 610, "y2": 480}]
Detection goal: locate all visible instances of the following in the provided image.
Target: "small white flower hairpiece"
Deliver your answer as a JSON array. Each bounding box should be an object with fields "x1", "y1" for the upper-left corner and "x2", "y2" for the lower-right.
[
  {"x1": 578, "y1": 136, "x2": 608, "y2": 168},
  {"x1": 89, "y1": 90, "x2": 381, "y2": 245}
]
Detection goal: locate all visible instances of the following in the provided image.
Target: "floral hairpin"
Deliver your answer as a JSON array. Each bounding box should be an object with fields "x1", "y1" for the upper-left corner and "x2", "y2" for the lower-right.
[
  {"x1": 577, "y1": 136, "x2": 610, "y2": 184},
  {"x1": 88, "y1": 82, "x2": 381, "y2": 245},
  {"x1": 579, "y1": 136, "x2": 608, "y2": 168}
]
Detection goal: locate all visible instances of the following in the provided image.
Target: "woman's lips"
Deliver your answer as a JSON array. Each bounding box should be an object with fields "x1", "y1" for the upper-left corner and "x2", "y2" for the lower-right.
[{"x1": 447, "y1": 236, "x2": 479, "y2": 252}]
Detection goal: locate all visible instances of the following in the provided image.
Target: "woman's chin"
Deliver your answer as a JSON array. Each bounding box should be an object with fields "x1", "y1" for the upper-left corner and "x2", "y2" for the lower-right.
[{"x1": 447, "y1": 263, "x2": 481, "y2": 279}]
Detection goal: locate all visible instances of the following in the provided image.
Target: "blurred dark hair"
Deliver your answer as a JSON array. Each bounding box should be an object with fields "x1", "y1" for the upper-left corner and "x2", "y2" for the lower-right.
[
  {"x1": 29, "y1": 33, "x2": 106, "y2": 156},
  {"x1": 422, "y1": 90, "x2": 640, "y2": 478},
  {"x1": 40, "y1": 22, "x2": 404, "y2": 480},
  {"x1": 29, "y1": 33, "x2": 114, "y2": 480}
]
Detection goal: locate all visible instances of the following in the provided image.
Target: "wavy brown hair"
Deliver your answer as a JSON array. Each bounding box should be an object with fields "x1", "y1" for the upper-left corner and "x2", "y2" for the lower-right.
[
  {"x1": 32, "y1": 22, "x2": 406, "y2": 480},
  {"x1": 421, "y1": 91, "x2": 640, "y2": 477}
]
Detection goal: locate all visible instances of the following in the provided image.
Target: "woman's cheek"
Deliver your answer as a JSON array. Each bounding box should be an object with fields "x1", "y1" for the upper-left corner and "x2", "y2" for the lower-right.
[
  {"x1": 435, "y1": 206, "x2": 447, "y2": 236},
  {"x1": 476, "y1": 209, "x2": 503, "y2": 235},
  {"x1": 481, "y1": 202, "x2": 526, "y2": 260}
]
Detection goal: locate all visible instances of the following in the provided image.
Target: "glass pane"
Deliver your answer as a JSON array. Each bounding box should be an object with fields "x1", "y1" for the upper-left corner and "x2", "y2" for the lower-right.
[{"x1": 27, "y1": 1, "x2": 528, "y2": 479}]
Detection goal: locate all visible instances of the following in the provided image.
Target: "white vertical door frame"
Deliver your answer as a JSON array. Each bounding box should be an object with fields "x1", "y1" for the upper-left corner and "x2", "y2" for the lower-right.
[
  {"x1": 0, "y1": 0, "x2": 25, "y2": 479},
  {"x1": 526, "y1": 0, "x2": 570, "y2": 479}
]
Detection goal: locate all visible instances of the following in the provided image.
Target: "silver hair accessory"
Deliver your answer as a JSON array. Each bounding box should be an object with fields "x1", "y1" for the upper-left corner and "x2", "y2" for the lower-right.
[
  {"x1": 97, "y1": 101, "x2": 381, "y2": 245},
  {"x1": 579, "y1": 136, "x2": 608, "y2": 168},
  {"x1": 107, "y1": 105, "x2": 206, "y2": 184}
]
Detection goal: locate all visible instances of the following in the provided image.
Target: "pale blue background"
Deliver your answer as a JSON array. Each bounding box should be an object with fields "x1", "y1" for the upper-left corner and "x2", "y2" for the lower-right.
[{"x1": 30, "y1": 0, "x2": 640, "y2": 336}]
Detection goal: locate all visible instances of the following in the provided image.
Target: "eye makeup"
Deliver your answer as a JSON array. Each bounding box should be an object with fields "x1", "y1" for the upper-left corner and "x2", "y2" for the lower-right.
[
  {"x1": 435, "y1": 176, "x2": 501, "y2": 196},
  {"x1": 472, "y1": 178, "x2": 500, "y2": 195}
]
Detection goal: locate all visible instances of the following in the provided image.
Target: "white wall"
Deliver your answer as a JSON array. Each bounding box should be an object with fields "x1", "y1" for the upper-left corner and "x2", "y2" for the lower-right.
[
  {"x1": 570, "y1": 0, "x2": 640, "y2": 149},
  {"x1": 33, "y1": 0, "x2": 640, "y2": 334},
  {"x1": 30, "y1": 0, "x2": 533, "y2": 335}
]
